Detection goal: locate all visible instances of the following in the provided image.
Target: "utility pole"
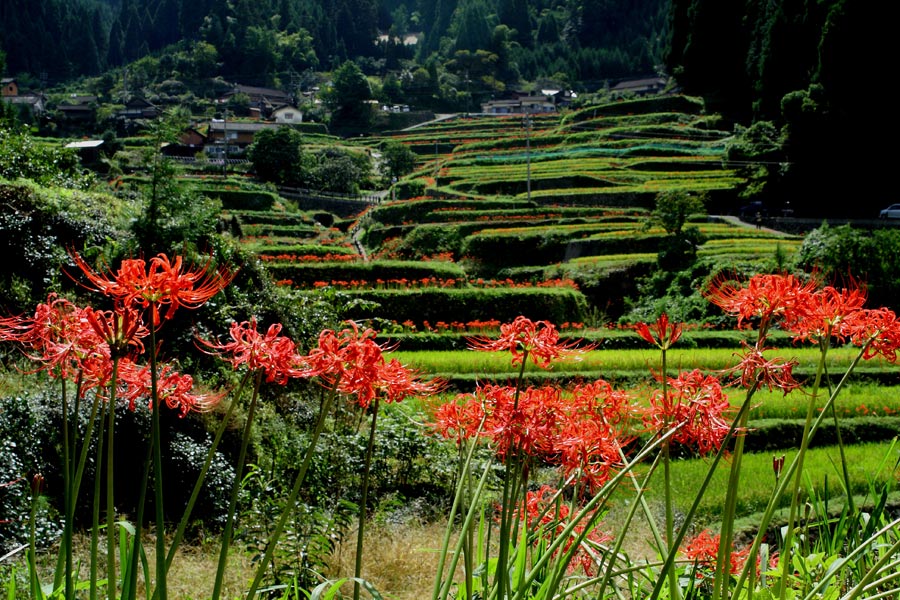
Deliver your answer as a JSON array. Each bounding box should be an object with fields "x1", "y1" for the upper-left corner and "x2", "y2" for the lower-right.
[
  {"x1": 523, "y1": 113, "x2": 532, "y2": 202},
  {"x1": 222, "y1": 107, "x2": 228, "y2": 177}
]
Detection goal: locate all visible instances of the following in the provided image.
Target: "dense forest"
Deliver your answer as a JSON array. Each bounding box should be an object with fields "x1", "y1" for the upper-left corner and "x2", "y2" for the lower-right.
[
  {"x1": 667, "y1": 0, "x2": 891, "y2": 217},
  {"x1": 1, "y1": 0, "x2": 891, "y2": 215},
  {"x1": 0, "y1": 0, "x2": 667, "y2": 88}
]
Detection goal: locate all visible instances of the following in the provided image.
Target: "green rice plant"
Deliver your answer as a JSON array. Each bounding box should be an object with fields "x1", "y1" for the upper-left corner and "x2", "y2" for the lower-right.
[
  {"x1": 391, "y1": 345, "x2": 898, "y2": 377},
  {"x1": 750, "y1": 384, "x2": 900, "y2": 419},
  {"x1": 625, "y1": 441, "x2": 900, "y2": 525}
]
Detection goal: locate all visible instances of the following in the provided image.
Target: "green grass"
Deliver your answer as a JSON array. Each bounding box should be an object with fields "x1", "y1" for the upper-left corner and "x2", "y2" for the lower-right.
[
  {"x1": 625, "y1": 441, "x2": 900, "y2": 525},
  {"x1": 389, "y1": 346, "x2": 897, "y2": 376}
]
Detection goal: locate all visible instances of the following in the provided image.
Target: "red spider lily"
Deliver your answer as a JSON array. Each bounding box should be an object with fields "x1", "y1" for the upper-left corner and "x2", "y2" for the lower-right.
[
  {"x1": 83, "y1": 306, "x2": 147, "y2": 359},
  {"x1": 71, "y1": 252, "x2": 234, "y2": 326},
  {"x1": 198, "y1": 318, "x2": 304, "y2": 385},
  {"x1": 634, "y1": 313, "x2": 683, "y2": 350},
  {"x1": 301, "y1": 321, "x2": 437, "y2": 408},
  {"x1": 475, "y1": 384, "x2": 563, "y2": 459},
  {"x1": 0, "y1": 294, "x2": 102, "y2": 380},
  {"x1": 467, "y1": 316, "x2": 587, "y2": 370},
  {"x1": 555, "y1": 417, "x2": 623, "y2": 491},
  {"x1": 844, "y1": 307, "x2": 900, "y2": 363},
  {"x1": 518, "y1": 485, "x2": 612, "y2": 576},
  {"x1": 432, "y1": 394, "x2": 487, "y2": 443},
  {"x1": 682, "y1": 529, "x2": 751, "y2": 578},
  {"x1": 376, "y1": 358, "x2": 443, "y2": 404},
  {"x1": 726, "y1": 343, "x2": 801, "y2": 394},
  {"x1": 785, "y1": 284, "x2": 867, "y2": 344},
  {"x1": 644, "y1": 369, "x2": 731, "y2": 455},
  {"x1": 567, "y1": 379, "x2": 636, "y2": 428},
  {"x1": 703, "y1": 273, "x2": 818, "y2": 330},
  {"x1": 119, "y1": 359, "x2": 223, "y2": 416}
]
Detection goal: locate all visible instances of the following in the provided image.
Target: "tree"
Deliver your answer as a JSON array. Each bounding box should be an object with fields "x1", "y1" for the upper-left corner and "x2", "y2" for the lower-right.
[
  {"x1": 647, "y1": 190, "x2": 707, "y2": 271},
  {"x1": 247, "y1": 127, "x2": 303, "y2": 185},
  {"x1": 132, "y1": 108, "x2": 222, "y2": 255},
  {"x1": 381, "y1": 141, "x2": 417, "y2": 183},
  {"x1": 325, "y1": 61, "x2": 373, "y2": 129},
  {"x1": 304, "y1": 147, "x2": 371, "y2": 194}
]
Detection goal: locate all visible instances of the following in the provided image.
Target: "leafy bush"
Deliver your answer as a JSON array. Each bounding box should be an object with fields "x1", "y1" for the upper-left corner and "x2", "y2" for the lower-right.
[
  {"x1": 0, "y1": 181, "x2": 122, "y2": 312},
  {"x1": 198, "y1": 188, "x2": 278, "y2": 211},
  {"x1": 0, "y1": 391, "x2": 236, "y2": 530},
  {"x1": 0, "y1": 128, "x2": 92, "y2": 189},
  {"x1": 335, "y1": 287, "x2": 588, "y2": 324},
  {"x1": 265, "y1": 259, "x2": 467, "y2": 286}
]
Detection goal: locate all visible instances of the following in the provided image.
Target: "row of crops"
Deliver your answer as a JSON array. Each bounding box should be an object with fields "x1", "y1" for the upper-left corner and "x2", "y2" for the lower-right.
[{"x1": 216, "y1": 94, "x2": 806, "y2": 330}]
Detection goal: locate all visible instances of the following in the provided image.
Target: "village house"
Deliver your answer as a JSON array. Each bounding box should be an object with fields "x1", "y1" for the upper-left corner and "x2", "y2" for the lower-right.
[
  {"x1": 271, "y1": 104, "x2": 303, "y2": 124},
  {"x1": 117, "y1": 97, "x2": 160, "y2": 120},
  {"x1": 218, "y1": 84, "x2": 292, "y2": 118},
  {"x1": 206, "y1": 120, "x2": 283, "y2": 154},
  {"x1": 480, "y1": 93, "x2": 557, "y2": 115},
  {"x1": 1, "y1": 77, "x2": 47, "y2": 116},
  {"x1": 609, "y1": 76, "x2": 669, "y2": 96},
  {"x1": 1, "y1": 78, "x2": 18, "y2": 97},
  {"x1": 57, "y1": 95, "x2": 98, "y2": 124},
  {"x1": 161, "y1": 127, "x2": 208, "y2": 157}
]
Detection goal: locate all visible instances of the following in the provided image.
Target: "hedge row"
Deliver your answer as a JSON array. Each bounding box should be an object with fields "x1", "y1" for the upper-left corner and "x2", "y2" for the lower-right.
[
  {"x1": 423, "y1": 207, "x2": 647, "y2": 223},
  {"x1": 265, "y1": 259, "x2": 467, "y2": 284},
  {"x1": 743, "y1": 417, "x2": 900, "y2": 452},
  {"x1": 367, "y1": 198, "x2": 537, "y2": 226},
  {"x1": 228, "y1": 210, "x2": 315, "y2": 226},
  {"x1": 562, "y1": 233, "x2": 665, "y2": 260},
  {"x1": 252, "y1": 244, "x2": 356, "y2": 257},
  {"x1": 565, "y1": 95, "x2": 705, "y2": 122},
  {"x1": 376, "y1": 329, "x2": 794, "y2": 352},
  {"x1": 332, "y1": 287, "x2": 588, "y2": 325},
  {"x1": 462, "y1": 229, "x2": 663, "y2": 269},
  {"x1": 240, "y1": 224, "x2": 319, "y2": 237},
  {"x1": 197, "y1": 188, "x2": 279, "y2": 211}
]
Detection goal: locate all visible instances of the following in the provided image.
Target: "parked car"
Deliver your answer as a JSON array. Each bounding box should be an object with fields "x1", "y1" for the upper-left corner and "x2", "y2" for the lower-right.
[{"x1": 880, "y1": 204, "x2": 900, "y2": 219}]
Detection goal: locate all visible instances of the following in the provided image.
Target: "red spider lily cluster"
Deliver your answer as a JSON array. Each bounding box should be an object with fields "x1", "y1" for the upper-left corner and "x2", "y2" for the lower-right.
[
  {"x1": 1, "y1": 252, "x2": 443, "y2": 419},
  {"x1": 0, "y1": 251, "x2": 234, "y2": 415},
  {"x1": 704, "y1": 272, "x2": 900, "y2": 390},
  {"x1": 467, "y1": 315, "x2": 588, "y2": 369},
  {"x1": 643, "y1": 368, "x2": 731, "y2": 455},
  {"x1": 199, "y1": 318, "x2": 442, "y2": 409},
  {"x1": 295, "y1": 277, "x2": 580, "y2": 291},
  {"x1": 518, "y1": 485, "x2": 613, "y2": 576},
  {"x1": 260, "y1": 253, "x2": 357, "y2": 263},
  {"x1": 681, "y1": 529, "x2": 755, "y2": 579}
]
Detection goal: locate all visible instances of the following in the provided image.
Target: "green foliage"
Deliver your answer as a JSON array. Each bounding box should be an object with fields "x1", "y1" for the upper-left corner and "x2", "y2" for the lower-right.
[
  {"x1": 247, "y1": 127, "x2": 304, "y2": 185},
  {"x1": 334, "y1": 287, "x2": 588, "y2": 324},
  {"x1": 0, "y1": 391, "x2": 235, "y2": 537},
  {"x1": 380, "y1": 141, "x2": 417, "y2": 183},
  {"x1": 199, "y1": 188, "x2": 278, "y2": 211},
  {"x1": 303, "y1": 147, "x2": 372, "y2": 194},
  {"x1": 0, "y1": 181, "x2": 122, "y2": 312},
  {"x1": 647, "y1": 190, "x2": 706, "y2": 236},
  {"x1": 265, "y1": 259, "x2": 466, "y2": 286},
  {"x1": 325, "y1": 61, "x2": 373, "y2": 129},
  {"x1": 0, "y1": 129, "x2": 91, "y2": 189},
  {"x1": 795, "y1": 224, "x2": 900, "y2": 311},
  {"x1": 392, "y1": 225, "x2": 465, "y2": 260}
]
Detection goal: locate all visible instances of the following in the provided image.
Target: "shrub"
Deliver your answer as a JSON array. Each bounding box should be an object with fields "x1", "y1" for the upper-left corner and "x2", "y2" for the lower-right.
[
  {"x1": 335, "y1": 287, "x2": 588, "y2": 324},
  {"x1": 198, "y1": 188, "x2": 278, "y2": 211}
]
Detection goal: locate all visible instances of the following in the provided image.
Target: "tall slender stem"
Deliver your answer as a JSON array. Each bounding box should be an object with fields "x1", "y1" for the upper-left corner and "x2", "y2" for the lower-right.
[
  {"x1": 777, "y1": 339, "x2": 829, "y2": 600},
  {"x1": 106, "y1": 355, "x2": 120, "y2": 600},
  {"x1": 354, "y1": 398, "x2": 380, "y2": 600},
  {"x1": 212, "y1": 370, "x2": 262, "y2": 600},
  {"x1": 149, "y1": 325, "x2": 167, "y2": 600},
  {"x1": 246, "y1": 382, "x2": 340, "y2": 598}
]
